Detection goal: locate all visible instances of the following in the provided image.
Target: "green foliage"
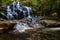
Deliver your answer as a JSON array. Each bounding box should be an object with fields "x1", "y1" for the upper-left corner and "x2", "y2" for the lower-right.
[
  {"x1": 0, "y1": 0, "x2": 19, "y2": 5},
  {"x1": 27, "y1": 0, "x2": 60, "y2": 16},
  {"x1": 29, "y1": 0, "x2": 37, "y2": 5}
]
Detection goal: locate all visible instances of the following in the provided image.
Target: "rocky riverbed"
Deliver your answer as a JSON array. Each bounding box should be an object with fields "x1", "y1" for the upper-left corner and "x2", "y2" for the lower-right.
[
  {"x1": 0, "y1": 28, "x2": 60, "y2": 40},
  {"x1": 0, "y1": 17, "x2": 60, "y2": 40},
  {"x1": 0, "y1": 19, "x2": 60, "y2": 32}
]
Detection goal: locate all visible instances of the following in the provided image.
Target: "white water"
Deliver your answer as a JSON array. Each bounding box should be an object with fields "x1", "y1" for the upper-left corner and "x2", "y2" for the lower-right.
[
  {"x1": 14, "y1": 21, "x2": 33, "y2": 32},
  {"x1": 23, "y1": 10, "x2": 27, "y2": 18},
  {"x1": 5, "y1": 1, "x2": 33, "y2": 20},
  {"x1": 12, "y1": 1, "x2": 16, "y2": 10},
  {"x1": 24, "y1": 6, "x2": 32, "y2": 18},
  {"x1": 16, "y1": 2, "x2": 23, "y2": 11},
  {"x1": 1, "y1": 1, "x2": 45, "y2": 33},
  {"x1": 6, "y1": 6, "x2": 14, "y2": 20},
  {"x1": 12, "y1": 1, "x2": 18, "y2": 18},
  {"x1": 13, "y1": 17, "x2": 44, "y2": 33}
]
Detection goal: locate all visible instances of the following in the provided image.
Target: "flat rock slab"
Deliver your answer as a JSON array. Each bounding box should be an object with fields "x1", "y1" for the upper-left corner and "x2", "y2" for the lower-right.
[
  {"x1": 43, "y1": 20, "x2": 60, "y2": 27},
  {"x1": 0, "y1": 20, "x2": 16, "y2": 31}
]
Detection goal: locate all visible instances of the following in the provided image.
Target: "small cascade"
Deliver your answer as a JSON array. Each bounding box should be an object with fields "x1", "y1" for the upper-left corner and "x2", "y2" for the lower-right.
[
  {"x1": 6, "y1": 6, "x2": 14, "y2": 20},
  {"x1": 0, "y1": 1, "x2": 34, "y2": 20},
  {"x1": 12, "y1": 17, "x2": 44, "y2": 33},
  {"x1": 13, "y1": 21, "x2": 33, "y2": 33},
  {"x1": 24, "y1": 6, "x2": 32, "y2": 18},
  {"x1": 23, "y1": 10, "x2": 27, "y2": 18},
  {"x1": 12, "y1": 1, "x2": 18, "y2": 19},
  {"x1": 12, "y1": 1, "x2": 16, "y2": 10},
  {"x1": 16, "y1": 2, "x2": 23, "y2": 12},
  {"x1": 5, "y1": 1, "x2": 33, "y2": 20},
  {"x1": 0, "y1": 1, "x2": 45, "y2": 33}
]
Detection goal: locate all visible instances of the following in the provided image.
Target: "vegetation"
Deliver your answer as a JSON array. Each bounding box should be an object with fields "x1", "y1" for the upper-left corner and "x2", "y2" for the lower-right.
[
  {"x1": 24, "y1": 0, "x2": 60, "y2": 16},
  {"x1": 0, "y1": 0, "x2": 13, "y2": 5}
]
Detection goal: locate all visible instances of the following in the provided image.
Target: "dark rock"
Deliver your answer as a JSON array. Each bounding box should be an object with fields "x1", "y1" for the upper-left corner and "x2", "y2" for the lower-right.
[{"x1": 0, "y1": 20, "x2": 16, "y2": 33}]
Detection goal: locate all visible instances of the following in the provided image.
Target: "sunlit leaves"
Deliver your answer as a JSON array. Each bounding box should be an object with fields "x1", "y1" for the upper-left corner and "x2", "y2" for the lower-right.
[
  {"x1": 29, "y1": 0, "x2": 38, "y2": 6},
  {"x1": 0, "y1": 0, "x2": 20, "y2": 5}
]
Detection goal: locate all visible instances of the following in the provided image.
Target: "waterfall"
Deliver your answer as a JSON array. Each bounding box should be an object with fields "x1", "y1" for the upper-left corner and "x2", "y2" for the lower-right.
[
  {"x1": 16, "y1": 2, "x2": 23, "y2": 12},
  {"x1": 14, "y1": 21, "x2": 33, "y2": 32},
  {"x1": 12, "y1": 1, "x2": 16, "y2": 10},
  {"x1": 1, "y1": 1, "x2": 33, "y2": 20},
  {"x1": 6, "y1": 6, "x2": 14, "y2": 20},
  {"x1": 24, "y1": 6, "x2": 32, "y2": 18},
  {"x1": 0, "y1": 1, "x2": 45, "y2": 33},
  {"x1": 23, "y1": 10, "x2": 27, "y2": 18},
  {"x1": 11, "y1": 1, "x2": 18, "y2": 19}
]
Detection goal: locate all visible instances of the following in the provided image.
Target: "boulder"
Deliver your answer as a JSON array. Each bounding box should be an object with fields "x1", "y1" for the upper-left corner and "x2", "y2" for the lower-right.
[
  {"x1": 0, "y1": 20, "x2": 16, "y2": 33},
  {"x1": 43, "y1": 20, "x2": 60, "y2": 27}
]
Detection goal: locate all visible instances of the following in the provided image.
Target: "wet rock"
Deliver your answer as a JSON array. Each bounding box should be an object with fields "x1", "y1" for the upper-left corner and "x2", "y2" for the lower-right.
[
  {"x1": 0, "y1": 18, "x2": 58, "y2": 40},
  {"x1": 43, "y1": 20, "x2": 60, "y2": 27},
  {"x1": 0, "y1": 18, "x2": 5, "y2": 21},
  {"x1": 0, "y1": 27, "x2": 4, "y2": 33},
  {"x1": 0, "y1": 20, "x2": 16, "y2": 33},
  {"x1": 8, "y1": 17, "x2": 45, "y2": 34}
]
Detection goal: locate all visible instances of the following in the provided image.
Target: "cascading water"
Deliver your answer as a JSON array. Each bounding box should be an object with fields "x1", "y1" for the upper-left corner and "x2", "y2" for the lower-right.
[
  {"x1": 12, "y1": 1, "x2": 18, "y2": 19},
  {"x1": 16, "y1": 2, "x2": 23, "y2": 12},
  {"x1": 12, "y1": 17, "x2": 44, "y2": 33},
  {"x1": 13, "y1": 21, "x2": 33, "y2": 33},
  {"x1": 6, "y1": 6, "x2": 14, "y2": 20},
  {"x1": 23, "y1": 10, "x2": 27, "y2": 18},
  {"x1": 12, "y1": 1, "x2": 16, "y2": 10},
  {"x1": 1, "y1": 1, "x2": 44, "y2": 33},
  {"x1": 24, "y1": 6, "x2": 32, "y2": 18},
  {"x1": 1, "y1": 1, "x2": 33, "y2": 20}
]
